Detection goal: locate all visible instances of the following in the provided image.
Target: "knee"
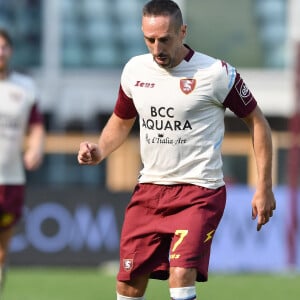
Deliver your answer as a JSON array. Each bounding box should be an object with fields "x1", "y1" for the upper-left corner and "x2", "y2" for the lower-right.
[
  {"x1": 169, "y1": 267, "x2": 197, "y2": 287},
  {"x1": 0, "y1": 247, "x2": 7, "y2": 266},
  {"x1": 117, "y1": 281, "x2": 142, "y2": 298},
  {"x1": 116, "y1": 276, "x2": 148, "y2": 298}
]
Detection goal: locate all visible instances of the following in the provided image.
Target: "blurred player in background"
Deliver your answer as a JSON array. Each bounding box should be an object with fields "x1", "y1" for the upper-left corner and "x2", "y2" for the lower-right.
[
  {"x1": 78, "y1": 0, "x2": 276, "y2": 299},
  {"x1": 0, "y1": 29, "x2": 45, "y2": 293}
]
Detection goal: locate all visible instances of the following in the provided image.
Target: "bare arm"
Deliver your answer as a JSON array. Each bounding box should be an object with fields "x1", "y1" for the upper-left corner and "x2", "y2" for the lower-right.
[
  {"x1": 242, "y1": 106, "x2": 276, "y2": 231},
  {"x1": 78, "y1": 113, "x2": 136, "y2": 165},
  {"x1": 24, "y1": 123, "x2": 45, "y2": 170}
]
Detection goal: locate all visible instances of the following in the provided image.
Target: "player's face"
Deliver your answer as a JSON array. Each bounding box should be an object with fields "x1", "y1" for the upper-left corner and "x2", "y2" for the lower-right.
[
  {"x1": 0, "y1": 36, "x2": 12, "y2": 72},
  {"x1": 142, "y1": 15, "x2": 187, "y2": 69}
]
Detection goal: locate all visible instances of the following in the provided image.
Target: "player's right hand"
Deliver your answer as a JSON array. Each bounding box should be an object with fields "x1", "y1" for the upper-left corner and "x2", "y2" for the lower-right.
[{"x1": 77, "y1": 142, "x2": 101, "y2": 165}]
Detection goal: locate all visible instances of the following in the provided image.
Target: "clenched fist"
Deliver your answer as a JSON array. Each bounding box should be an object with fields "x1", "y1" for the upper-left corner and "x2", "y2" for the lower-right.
[{"x1": 77, "y1": 142, "x2": 102, "y2": 165}]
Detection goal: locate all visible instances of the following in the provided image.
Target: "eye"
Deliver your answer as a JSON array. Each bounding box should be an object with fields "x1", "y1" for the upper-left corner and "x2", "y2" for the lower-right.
[
  {"x1": 145, "y1": 37, "x2": 155, "y2": 44},
  {"x1": 159, "y1": 37, "x2": 169, "y2": 43}
]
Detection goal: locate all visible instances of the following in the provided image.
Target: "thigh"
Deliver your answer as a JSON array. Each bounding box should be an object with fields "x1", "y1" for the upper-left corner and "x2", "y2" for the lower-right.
[
  {"x1": 117, "y1": 184, "x2": 171, "y2": 282},
  {"x1": 166, "y1": 185, "x2": 226, "y2": 282}
]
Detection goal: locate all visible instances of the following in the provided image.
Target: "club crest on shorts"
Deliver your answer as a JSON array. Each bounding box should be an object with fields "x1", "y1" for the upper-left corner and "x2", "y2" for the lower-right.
[
  {"x1": 180, "y1": 79, "x2": 196, "y2": 95},
  {"x1": 123, "y1": 259, "x2": 133, "y2": 272}
]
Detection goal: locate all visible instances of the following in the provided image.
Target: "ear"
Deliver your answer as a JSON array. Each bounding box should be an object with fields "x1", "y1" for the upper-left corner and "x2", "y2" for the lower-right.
[{"x1": 181, "y1": 24, "x2": 187, "y2": 39}]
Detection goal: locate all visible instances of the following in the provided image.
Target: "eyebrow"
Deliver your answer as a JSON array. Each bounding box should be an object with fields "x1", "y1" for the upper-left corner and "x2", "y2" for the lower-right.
[{"x1": 144, "y1": 34, "x2": 171, "y2": 42}]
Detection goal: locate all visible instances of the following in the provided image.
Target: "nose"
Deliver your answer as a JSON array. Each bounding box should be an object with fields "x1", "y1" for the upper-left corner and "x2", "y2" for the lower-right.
[{"x1": 153, "y1": 40, "x2": 163, "y2": 56}]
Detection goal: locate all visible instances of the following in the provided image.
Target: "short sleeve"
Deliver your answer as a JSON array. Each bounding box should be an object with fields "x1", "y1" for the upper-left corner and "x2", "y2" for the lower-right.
[
  {"x1": 223, "y1": 72, "x2": 257, "y2": 118},
  {"x1": 113, "y1": 85, "x2": 138, "y2": 119},
  {"x1": 29, "y1": 103, "x2": 44, "y2": 124},
  {"x1": 113, "y1": 60, "x2": 138, "y2": 119},
  {"x1": 211, "y1": 61, "x2": 257, "y2": 118}
]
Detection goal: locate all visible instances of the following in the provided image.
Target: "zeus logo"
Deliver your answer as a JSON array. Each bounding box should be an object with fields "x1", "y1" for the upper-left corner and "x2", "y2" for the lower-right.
[
  {"x1": 204, "y1": 229, "x2": 215, "y2": 243},
  {"x1": 134, "y1": 81, "x2": 155, "y2": 88}
]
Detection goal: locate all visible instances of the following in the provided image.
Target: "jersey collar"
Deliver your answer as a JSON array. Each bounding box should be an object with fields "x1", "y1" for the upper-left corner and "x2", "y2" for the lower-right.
[{"x1": 183, "y1": 44, "x2": 195, "y2": 62}]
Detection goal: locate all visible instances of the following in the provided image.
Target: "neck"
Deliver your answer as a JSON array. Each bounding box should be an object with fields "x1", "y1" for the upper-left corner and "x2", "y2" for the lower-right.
[
  {"x1": 181, "y1": 45, "x2": 190, "y2": 60},
  {"x1": 170, "y1": 45, "x2": 189, "y2": 68}
]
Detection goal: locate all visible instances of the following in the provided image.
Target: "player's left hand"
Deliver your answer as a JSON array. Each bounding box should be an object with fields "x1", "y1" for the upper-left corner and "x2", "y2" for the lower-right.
[{"x1": 251, "y1": 187, "x2": 276, "y2": 231}]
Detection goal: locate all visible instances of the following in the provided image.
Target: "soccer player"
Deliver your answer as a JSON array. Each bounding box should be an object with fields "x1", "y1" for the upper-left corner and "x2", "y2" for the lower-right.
[
  {"x1": 78, "y1": 1, "x2": 276, "y2": 299},
  {"x1": 0, "y1": 29, "x2": 45, "y2": 292}
]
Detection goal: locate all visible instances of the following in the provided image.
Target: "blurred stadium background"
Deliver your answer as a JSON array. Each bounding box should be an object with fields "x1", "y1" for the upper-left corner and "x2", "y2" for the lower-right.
[{"x1": 1, "y1": 0, "x2": 300, "y2": 299}]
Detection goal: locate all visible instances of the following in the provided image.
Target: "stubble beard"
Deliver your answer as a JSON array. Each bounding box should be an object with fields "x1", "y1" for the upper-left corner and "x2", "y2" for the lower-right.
[{"x1": 153, "y1": 55, "x2": 175, "y2": 69}]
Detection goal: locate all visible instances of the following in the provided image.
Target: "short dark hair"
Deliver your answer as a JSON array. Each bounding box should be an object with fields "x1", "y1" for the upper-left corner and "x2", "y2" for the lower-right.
[
  {"x1": 0, "y1": 28, "x2": 13, "y2": 47},
  {"x1": 143, "y1": 0, "x2": 183, "y2": 30}
]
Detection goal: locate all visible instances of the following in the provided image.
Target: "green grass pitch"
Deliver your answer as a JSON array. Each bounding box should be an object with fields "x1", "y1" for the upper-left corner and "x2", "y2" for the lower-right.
[{"x1": 2, "y1": 268, "x2": 300, "y2": 300}]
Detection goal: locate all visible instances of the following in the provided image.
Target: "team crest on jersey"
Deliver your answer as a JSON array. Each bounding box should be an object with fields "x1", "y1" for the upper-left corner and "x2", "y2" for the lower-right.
[
  {"x1": 180, "y1": 79, "x2": 196, "y2": 95},
  {"x1": 123, "y1": 259, "x2": 133, "y2": 272},
  {"x1": 235, "y1": 78, "x2": 253, "y2": 105}
]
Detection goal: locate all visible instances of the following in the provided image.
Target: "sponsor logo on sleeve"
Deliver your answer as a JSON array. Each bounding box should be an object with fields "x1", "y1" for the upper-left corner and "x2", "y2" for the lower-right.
[{"x1": 234, "y1": 78, "x2": 253, "y2": 105}]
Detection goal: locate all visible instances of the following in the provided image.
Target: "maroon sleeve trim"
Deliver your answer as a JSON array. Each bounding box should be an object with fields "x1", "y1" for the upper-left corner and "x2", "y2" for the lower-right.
[
  {"x1": 114, "y1": 85, "x2": 138, "y2": 119},
  {"x1": 223, "y1": 73, "x2": 257, "y2": 118},
  {"x1": 29, "y1": 103, "x2": 44, "y2": 124}
]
